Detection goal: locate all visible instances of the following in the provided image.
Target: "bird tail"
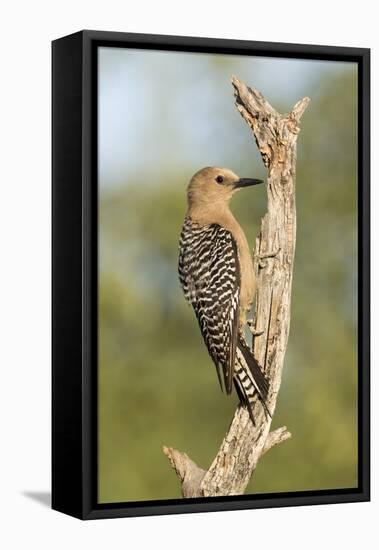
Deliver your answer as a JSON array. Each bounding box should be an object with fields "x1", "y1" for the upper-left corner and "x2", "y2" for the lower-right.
[{"x1": 234, "y1": 340, "x2": 271, "y2": 423}]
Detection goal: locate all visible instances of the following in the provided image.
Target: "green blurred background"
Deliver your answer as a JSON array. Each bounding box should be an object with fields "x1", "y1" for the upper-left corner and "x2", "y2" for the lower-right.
[{"x1": 98, "y1": 48, "x2": 358, "y2": 503}]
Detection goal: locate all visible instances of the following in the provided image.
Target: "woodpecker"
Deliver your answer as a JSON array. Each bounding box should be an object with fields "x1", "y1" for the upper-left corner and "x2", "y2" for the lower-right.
[{"x1": 178, "y1": 167, "x2": 270, "y2": 421}]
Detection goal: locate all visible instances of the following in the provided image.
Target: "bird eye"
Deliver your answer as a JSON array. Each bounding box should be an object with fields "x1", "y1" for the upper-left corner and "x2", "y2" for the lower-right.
[{"x1": 215, "y1": 175, "x2": 224, "y2": 184}]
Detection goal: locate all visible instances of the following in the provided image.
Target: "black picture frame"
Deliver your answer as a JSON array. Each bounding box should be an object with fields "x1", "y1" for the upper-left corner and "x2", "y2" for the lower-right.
[{"x1": 52, "y1": 30, "x2": 370, "y2": 520}]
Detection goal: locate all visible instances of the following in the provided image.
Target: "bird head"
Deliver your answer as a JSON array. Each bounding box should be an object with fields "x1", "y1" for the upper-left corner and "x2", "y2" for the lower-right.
[{"x1": 187, "y1": 167, "x2": 263, "y2": 210}]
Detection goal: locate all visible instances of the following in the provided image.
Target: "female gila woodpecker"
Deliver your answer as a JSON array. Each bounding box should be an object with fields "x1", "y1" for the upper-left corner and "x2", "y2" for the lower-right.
[{"x1": 178, "y1": 167, "x2": 270, "y2": 421}]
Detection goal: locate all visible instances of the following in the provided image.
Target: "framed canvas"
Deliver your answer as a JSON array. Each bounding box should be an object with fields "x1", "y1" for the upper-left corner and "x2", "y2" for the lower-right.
[{"x1": 52, "y1": 30, "x2": 370, "y2": 520}]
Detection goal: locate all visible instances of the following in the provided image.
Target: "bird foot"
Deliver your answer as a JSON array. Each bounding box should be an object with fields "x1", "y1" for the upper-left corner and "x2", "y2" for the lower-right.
[
  {"x1": 247, "y1": 320, "x2": 264, "y2": 336},
  {"x1": 256, "y1": 247, "x2": 280, "y2": 268}
]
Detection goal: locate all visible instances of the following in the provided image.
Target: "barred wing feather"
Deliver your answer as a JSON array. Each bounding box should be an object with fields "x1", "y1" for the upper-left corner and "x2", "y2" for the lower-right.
[{"x1": 178, "y1": 219, "x2": 240, "y2": 394}]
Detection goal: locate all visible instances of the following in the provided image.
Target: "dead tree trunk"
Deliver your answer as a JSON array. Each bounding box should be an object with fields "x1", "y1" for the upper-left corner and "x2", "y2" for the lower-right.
[{"x1": 164, "y1": 77, "x2": 310, "y2": 497}]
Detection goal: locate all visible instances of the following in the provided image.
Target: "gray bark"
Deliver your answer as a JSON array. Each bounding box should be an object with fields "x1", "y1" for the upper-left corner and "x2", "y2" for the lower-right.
[{"x1": 164, "y1": 78, "x2": 309, "y2": 497}]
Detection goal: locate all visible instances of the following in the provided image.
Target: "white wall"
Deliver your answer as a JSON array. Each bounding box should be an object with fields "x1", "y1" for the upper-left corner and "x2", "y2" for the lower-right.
[{"x1": 0, "y1": 1, "x2": 376, "y2": 548}]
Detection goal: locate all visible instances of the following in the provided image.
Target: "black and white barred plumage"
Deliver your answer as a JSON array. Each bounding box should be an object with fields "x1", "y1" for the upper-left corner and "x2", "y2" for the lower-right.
[{"x1": 178, "y1": 216, "x2": 270, "y2": 420}]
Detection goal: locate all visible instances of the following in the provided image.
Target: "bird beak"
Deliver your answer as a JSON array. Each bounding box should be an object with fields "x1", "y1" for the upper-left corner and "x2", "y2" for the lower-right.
[{"x1": 234, "y1": 178, "x2": 263, "y2": 188}]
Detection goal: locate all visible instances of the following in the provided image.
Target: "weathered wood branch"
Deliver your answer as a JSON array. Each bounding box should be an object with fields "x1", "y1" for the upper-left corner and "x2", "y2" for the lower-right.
[{"x1": 164, "y1": 78, "x2": 309, "y2": 498}]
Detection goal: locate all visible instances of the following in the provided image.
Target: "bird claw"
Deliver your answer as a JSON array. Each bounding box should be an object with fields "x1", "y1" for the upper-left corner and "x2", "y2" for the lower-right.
[
  {"x1": 255, "y1": 248, "x2": 280, "y2": 269},
  {"x1": 247, "y1": 320, "x2": 264, "y2": 336}
]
